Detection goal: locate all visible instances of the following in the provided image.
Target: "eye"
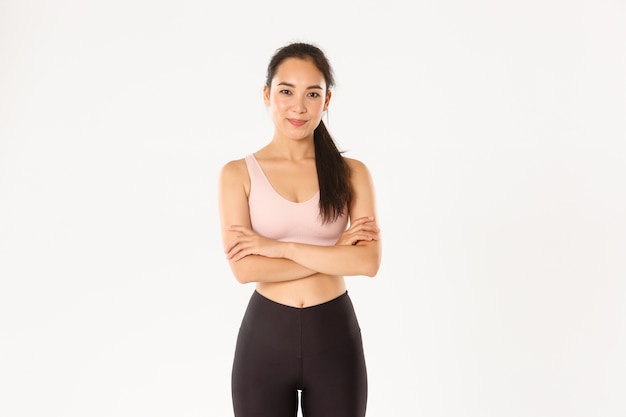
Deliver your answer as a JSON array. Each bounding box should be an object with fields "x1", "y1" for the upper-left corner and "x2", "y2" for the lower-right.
[
  {"x1": 279, "y1": 89, "x2": 291, "y2": 95},
  {"x1": 308, "y1": 92, "x2": 321, "y2": 98}
]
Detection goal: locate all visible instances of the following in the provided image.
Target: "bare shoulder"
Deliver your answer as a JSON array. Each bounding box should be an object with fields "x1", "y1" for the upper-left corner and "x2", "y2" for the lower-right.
[
  {"x1": 220, "y1": 158, "x2": 247, "y2": 178},
  {"x1": 219, "y1": 158, "x2": 251, "y2": 195},
  {"x1": 220, "y1": 158, "x2": 249, "y2": 183},
  {"x1": 344, "y1": 157, "x2": 374, "y2": 182}
]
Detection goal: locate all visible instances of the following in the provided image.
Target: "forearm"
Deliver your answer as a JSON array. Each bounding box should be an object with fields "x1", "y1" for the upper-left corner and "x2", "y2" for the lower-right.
[
  {"x1": 228, "y1": 254, "x2": 317, "y2": 284},
  {"x1": 282, "y1": 241, "x2": 381, "y2": 277}
]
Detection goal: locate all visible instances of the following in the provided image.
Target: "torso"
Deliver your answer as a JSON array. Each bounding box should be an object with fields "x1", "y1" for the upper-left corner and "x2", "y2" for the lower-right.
[{"x1": 244, "y1": 151, "x2": 349, "y2": 308}]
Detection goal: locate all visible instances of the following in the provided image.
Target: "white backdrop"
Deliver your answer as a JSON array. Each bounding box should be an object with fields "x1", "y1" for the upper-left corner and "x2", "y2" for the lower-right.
[{"x1": 1, "y1": 1, "x2": 625, "y2": 416}]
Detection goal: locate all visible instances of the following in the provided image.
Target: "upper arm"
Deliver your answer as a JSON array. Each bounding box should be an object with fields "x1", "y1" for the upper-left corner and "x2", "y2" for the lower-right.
[
  {"x1": 218, "y1": 159, "x2": 251, "y2": 248},
  {"x1": 347, "y1": 158, "x2": 379, "y2": 227},
  {"x1": 346, "y1": 158, "x2": 382, "y2": 273}
]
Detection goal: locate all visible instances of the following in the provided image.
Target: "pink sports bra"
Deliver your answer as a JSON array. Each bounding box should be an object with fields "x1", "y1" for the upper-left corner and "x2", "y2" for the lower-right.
[{"x1": 245, "y1": 154, "x2": 348, "y2": 246}]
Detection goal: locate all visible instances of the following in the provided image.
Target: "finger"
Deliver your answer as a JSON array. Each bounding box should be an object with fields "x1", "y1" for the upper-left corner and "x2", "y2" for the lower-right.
[
  {"x1": 228, "y1": 225, "x2": 251, "y2": 233},
  {"x1": 348, "y1": 225, "x2": 379, "y2": 236},
  {"x1": 355, "y1": 232, "x2": 379, "y2": 242},
  {"x1": 224, "y1": 236, "x2": 244, "y2": 253},
  {"x1": 224, "y1": 240, "x2": 236, "y2": 254},
  {"x1": 358, "y1": 233, "x2": 375, "y2": 241},
  {"x1": 226, "y1": 240, "x2": 250, "y2": 259},
  {"x1": 339, "y1": 233, "x2": 370, "y2": 246},
  {"x1": 348, "y1": 219, "x2": 377, "y2": 232},
  {"x1": 231, "y1": 249, "x2": 249, "y2": 261},
  {"x1": 225, "y1": 242, "x2": 240, "y2": 258},
  {"x1": 350, "y1": 216, "x2": 374, "y2": 226},
  {"x1": 229, "y1": 246, "x2": 251, "y2": 261},
  {"x1": 354, "y1": 223, "x2": 379, "y2": 232}
]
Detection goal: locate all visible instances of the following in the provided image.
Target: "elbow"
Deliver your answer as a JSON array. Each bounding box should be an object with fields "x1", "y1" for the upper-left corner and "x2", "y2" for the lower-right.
[
  {"x1": 360, "y1": 255, "x2": 381, "y2": 278},
  {"x1": 229, "y1": 262, "x2": 254, "y2": 284},
  {"x1": 234, "y1": 274, "x2": 251, "y2": 284},
  {"x1": 363, "y1": 263, "x2": 380, "y2": 278},
  {"x1": 366, "y1": 270, "x2": 379, "y2": 278}
]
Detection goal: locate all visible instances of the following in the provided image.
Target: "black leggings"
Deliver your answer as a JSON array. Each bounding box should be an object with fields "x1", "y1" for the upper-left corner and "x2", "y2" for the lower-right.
[{"x1": 231, "y1": 290, "x2": 367, "y2": 417}]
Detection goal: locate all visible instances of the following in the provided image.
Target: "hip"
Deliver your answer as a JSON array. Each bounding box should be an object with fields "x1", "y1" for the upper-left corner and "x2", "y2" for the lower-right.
[{"x1": 238, "y1": 288, "x2": 362, "y2": 358}]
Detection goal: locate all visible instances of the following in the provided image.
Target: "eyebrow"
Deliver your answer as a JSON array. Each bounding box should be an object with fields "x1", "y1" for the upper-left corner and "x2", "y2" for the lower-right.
[{"x1": 277, "y1": 82, "x2": 323, "y2": 90}]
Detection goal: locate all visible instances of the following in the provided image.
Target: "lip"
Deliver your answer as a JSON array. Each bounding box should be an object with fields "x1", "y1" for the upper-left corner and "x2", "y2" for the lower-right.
[{"x1": 287, "y1": 119, "x2": 307, "y2": 127}]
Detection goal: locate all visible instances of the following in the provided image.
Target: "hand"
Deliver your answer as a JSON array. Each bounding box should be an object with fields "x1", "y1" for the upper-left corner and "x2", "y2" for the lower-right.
[
  {"x1": 335, "y1": 216, "x2": 380, "y2": 246},
  {"x1": 225, "y1": 225, "x2": 285, "y2": 261}
]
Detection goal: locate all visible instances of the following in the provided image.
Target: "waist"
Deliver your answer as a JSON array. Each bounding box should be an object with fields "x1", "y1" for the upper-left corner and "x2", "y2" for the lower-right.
[
  {"x1": 239, "y1": 288, "x2": 360, "y2": 358},
  {"x1": 255, "y1": 274, "x2": 346, "y2": 308}
]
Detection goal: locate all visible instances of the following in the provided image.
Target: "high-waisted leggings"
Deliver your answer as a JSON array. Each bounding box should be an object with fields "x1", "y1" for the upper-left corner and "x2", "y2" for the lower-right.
[{"x1": 231, "y1": 290, "x2": 367, "y2": 417}]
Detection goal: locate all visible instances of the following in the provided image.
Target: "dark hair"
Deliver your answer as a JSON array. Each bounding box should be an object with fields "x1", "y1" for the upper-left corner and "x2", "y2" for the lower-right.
[{"x1": 265, "y1": 42, "x2": 352, "y2": 223}]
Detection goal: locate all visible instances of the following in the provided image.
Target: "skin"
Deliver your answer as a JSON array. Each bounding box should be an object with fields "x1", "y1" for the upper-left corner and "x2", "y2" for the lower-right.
[{"x1": 218, "y1": 57, "x2": 382, "y2": 308}]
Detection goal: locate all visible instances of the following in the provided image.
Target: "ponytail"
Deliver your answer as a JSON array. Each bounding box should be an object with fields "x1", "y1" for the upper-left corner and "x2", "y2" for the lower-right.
[{"x1": 314, "y1": 120, "x2": 352, "y2": 223}]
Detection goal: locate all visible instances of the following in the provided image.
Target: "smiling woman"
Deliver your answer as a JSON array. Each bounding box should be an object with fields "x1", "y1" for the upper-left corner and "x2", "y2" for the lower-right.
[{"x1": 218, "y1": 42, "x2": 382, "y2": 417}]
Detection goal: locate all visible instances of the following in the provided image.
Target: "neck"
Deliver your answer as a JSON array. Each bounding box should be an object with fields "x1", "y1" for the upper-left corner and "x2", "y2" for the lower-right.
[{"x1": 267, "y1": 135, "x2": 315, "y2": 161}]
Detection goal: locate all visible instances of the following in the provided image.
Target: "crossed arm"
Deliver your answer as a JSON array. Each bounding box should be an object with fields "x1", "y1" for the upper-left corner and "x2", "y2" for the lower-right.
[{"x1": 218, "y1": 158, "x2": 382, "y2": 284}]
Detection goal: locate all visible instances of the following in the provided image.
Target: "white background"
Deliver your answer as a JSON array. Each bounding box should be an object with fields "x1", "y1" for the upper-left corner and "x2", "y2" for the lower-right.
[{"x1": 1, "y1": 0, "x2": 625, "y2": 416}]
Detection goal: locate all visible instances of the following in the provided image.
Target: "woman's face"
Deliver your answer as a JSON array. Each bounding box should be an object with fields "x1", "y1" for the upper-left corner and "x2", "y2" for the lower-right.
[{"x1": 264, "y1": 57, "x2": 331, "y2": 142}]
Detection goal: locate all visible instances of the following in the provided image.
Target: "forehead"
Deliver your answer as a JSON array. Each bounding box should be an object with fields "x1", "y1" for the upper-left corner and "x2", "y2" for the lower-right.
[{"x1": 272, "y1": 57, "x2": 326, "y2": 88}]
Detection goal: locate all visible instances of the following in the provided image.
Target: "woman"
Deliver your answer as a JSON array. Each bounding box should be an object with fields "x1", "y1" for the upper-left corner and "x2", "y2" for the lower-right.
[{"x1": 218, "y1": 41, "x2": 382, "y2": 417}]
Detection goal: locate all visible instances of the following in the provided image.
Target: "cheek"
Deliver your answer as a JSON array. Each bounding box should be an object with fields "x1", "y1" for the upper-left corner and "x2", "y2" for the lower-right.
[
  {"x1": 269, "y1": 96, "x2": 289, "y2": 113},
  {"x1": 313, "y1": 102, "x2": 326, "y2": 113},
  {"x1": 308, "y1": 97, "x2": 326, "y2": 113}
]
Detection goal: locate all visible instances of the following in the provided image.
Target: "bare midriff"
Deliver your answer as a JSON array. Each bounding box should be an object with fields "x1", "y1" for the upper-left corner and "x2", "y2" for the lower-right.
[{"x1": 256, "y1": 274, "x2": 347, "y2": 308}]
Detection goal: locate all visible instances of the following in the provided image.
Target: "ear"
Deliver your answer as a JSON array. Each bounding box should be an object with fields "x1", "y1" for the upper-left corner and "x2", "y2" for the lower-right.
[
  {"x1": 263, "y1": 85, "x2": 270, "y2": 106},
  {"x1": 324, "y1": 90, "x2": 332, "y2": 111}
]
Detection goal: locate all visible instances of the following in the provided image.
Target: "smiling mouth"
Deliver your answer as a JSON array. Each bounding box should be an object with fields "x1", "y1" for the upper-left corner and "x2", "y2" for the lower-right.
[{"x1": 288, "y1": 119, "x2": 306, "y2": 126}]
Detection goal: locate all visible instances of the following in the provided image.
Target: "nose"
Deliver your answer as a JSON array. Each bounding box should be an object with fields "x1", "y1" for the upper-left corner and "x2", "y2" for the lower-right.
[{"x1": 291, "y1": 95, "x2": 306, "y2": 113}]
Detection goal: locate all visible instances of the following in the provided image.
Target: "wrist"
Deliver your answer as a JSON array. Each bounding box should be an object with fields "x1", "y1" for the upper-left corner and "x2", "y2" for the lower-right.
[{"x1": 281, "y1": 241, "x2": 296, "y2": 260}]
